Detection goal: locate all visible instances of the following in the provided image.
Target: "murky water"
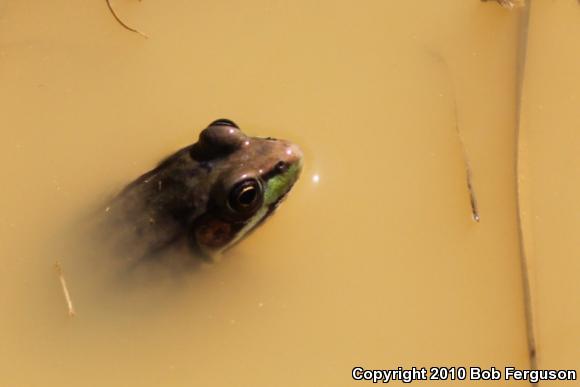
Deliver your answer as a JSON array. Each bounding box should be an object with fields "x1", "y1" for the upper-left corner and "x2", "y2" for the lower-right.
[{"x1": 1, "y1": 1, "x2": 577, "y2": 386}]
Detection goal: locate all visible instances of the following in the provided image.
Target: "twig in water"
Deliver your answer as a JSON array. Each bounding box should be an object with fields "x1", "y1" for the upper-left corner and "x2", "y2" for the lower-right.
[
  {"x1": 55, "y1": 261, "x2": 76, "y2": 317},
  {"x1": 481, "y1": 0, "x2": 525, "y2": 9},
  {"x1": 431, "y1": 53, "x2": 481, "y2": 223},
  {"x1": 513, "y1": 0, "x2": 538, "y2": 375},
  {"x1": 106, "y1": 0, "x2": 148, "y2": 38},
  {"x1": 452, "y1": 96, "x2": 481, "y2": 223}
]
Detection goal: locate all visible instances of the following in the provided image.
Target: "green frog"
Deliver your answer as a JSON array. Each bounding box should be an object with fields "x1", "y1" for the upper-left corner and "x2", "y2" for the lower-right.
[{"x1": 103, "y1": 119, "x2": 303, "y2": 261}]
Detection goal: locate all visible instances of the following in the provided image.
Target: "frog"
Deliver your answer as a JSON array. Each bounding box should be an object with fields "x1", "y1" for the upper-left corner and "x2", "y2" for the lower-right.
[{"x1": 102, "y1": 119, "x2": 303, "y2": 261}]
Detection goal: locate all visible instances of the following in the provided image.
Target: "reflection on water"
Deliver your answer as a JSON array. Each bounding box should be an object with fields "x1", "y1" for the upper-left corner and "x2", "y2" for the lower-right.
[{"x1": 0, "y1": 1, "x2": 551, "y2": 386}]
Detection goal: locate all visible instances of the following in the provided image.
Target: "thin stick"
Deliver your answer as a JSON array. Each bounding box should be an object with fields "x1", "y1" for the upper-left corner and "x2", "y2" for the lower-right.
[
  {"x1": 451, "y1": 92, "x2": 481, "y2": 223},
  {"x1": 481, "y1": 0, "x2": 525, "y2": 9},
  {"x1": 432, "y1": 53, "x2": 481, "y2": 223},
  {"x1": 106, "y1": 0, "x2": 148, "y2": 38},
  {"x1": 55, "y1": 261, "x2": 76, "y2": 317},
  {"x1": 514, "y1": 0, "x2": 538, "y2": 376}
]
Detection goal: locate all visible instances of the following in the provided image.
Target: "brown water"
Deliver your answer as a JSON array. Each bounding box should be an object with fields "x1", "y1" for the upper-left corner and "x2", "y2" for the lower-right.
[{"x1": 0, "y1": 1, "x2": 577, "y2": 386}]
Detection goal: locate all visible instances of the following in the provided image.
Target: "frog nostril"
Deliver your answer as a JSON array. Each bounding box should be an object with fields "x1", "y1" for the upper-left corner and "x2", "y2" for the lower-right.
[
  {"x1": 275, "y1": 161, "x2": 288, "y2": 173},
  {"x1": 209, "y1": 119, "x2": 239, "y2": 129}
]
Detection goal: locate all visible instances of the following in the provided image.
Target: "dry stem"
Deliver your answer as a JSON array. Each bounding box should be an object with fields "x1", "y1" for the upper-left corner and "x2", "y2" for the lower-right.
[
  {"x1": 106, "y1": 0, "x2": 148, "y2": 38},
  {"x1": 55, "y1": 261, "x2": 76, "y2": 317}
]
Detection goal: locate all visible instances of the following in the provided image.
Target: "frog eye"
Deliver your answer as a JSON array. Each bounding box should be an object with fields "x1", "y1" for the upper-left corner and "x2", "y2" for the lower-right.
[
  {"x1": 208, "y1": 119, "x2": 239, "y2": 129},
  {"x1": 193, "y1": 121, "x2": 246, "y2": 160},
  {"x1": 228, "y1": 178, "x2": 263, "y2": 215}
]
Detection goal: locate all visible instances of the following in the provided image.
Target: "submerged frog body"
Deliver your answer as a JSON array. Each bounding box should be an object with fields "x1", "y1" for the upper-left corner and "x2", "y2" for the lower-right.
[{"x1": 103, "y1": 119, "x2": 303, "y2": 260}]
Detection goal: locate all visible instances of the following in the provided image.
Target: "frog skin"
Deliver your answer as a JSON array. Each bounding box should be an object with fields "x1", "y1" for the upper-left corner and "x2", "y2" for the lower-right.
[{"x1": 103, "y1": 119, "x2": 303, "y2": 261}]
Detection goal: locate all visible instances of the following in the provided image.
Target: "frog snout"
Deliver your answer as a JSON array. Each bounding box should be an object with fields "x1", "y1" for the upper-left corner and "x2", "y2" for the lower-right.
[{"x1": 284, "y1": 142, "x2": 303, "y2": 166}]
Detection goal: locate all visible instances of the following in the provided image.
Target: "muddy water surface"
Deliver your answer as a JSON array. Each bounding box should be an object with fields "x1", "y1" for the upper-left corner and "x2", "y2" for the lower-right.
[{"x1": 0, "y1": 1, "x2": 556, "y2": 386}]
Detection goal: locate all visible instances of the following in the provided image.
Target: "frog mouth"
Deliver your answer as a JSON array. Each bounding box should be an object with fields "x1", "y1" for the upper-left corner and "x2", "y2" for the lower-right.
[
  {"x1": 214, "y1": 189, "x2": 291, "y2": 256},
  {"x1": 220, "y1": 160, "x2": 302, "y2": 254},
  {"x1": 269, "y1": 188, "x2": 291, "y2": 211},
  {"x1": 261, "y1": 159, "x2": 302, "y2": 220},
  {"x1": 257, "y1": 187, "x2": 292, "y2": 227}
]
